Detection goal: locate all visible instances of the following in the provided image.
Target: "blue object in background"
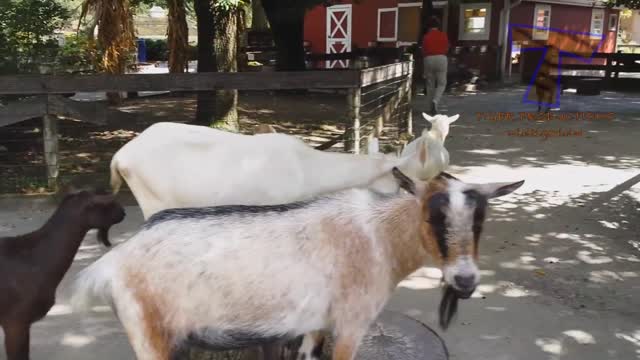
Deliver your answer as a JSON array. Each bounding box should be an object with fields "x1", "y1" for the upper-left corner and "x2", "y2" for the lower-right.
[{"x1": 136, "y1": 39, "x2": 147, "y2": 63}]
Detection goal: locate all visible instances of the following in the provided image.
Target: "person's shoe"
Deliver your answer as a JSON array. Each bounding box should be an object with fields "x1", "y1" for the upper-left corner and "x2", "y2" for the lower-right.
[{"x1": 431, "y1": 101, "x2": 438, "y2": 115}]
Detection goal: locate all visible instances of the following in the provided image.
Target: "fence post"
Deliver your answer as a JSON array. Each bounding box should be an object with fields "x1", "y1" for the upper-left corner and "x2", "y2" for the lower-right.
[
  {"x1": 614, "y1": 51, "x2": 623, "y2": 89},
  {"x1": 345, "y1": 56, "x2": 367, "y2": 154},
  {"x1": 402, "y1": 52, "x2": 413, "y2": 137},
  {"x1": 43, "y1": 97, "x2": 59, "y2": 191},
  {"x1": 604, "y1": 53, "x2": 613, "y2": 88}
]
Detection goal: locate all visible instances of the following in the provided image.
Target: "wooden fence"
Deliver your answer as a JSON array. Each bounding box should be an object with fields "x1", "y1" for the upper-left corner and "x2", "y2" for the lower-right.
[
  {"x1": 0, "y1": 54, "x2": 414, "y2": 193},
  {"x1": 520, "y1": 51, "x2": 640, "y2": 89}
]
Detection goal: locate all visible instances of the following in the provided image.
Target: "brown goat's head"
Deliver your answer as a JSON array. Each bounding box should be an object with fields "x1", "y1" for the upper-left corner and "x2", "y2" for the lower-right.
[
  {"x1": 391, "y1": 167, "x2": 524, "y2": 329},
  {"x1": 62, "y1": 187, "x2": 126, "y2": 247}
]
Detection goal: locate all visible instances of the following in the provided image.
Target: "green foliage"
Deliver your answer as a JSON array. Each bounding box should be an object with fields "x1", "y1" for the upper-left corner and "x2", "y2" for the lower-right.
[
  {"x1": 0, "y1": 0, "x2": 70, "y2": 74},
  {"x1": 143, "y1": 38, "x2": 197, "y2": 61},
  {"x1": 604, "y1": 0, "x2": 640, "y2": 9},
  {"x1": 214, "y1": 0, "x2": 247, "y2": 12},
  {"x1": 56, "y1": 34, "x2": 98, "y2": 71},
  {"x1": 145, "y1": 38, "x2": 170, "y2": 61}
]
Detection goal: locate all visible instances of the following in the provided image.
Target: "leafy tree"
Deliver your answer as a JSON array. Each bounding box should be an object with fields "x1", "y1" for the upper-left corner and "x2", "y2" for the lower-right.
[
  {"x1": 604, "y1": 0, "x2": 640, "y2": 9},
  {"x1": 79, "y1": 0, "x2": 136, "y2": 104},
  {"x1": 0, "y1": 0, "x2": 70, "y2": 74}
]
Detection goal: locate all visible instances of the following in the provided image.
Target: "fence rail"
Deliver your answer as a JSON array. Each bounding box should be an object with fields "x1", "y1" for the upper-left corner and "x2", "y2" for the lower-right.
[
  {"x1": 0, "y1": 55, "x2": 415, "y2": 194},
  {"x1": 520, "y1": 51, "x2": 640, "y2": 89},
  {"x1": 0, "y1": 71, "x2": 361, "y2": 95}
]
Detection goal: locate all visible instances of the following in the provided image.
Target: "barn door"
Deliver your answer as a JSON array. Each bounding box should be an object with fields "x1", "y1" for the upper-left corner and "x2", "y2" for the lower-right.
[{"x1": 326, "y1": 4, "x2": 352, "y2": 69}]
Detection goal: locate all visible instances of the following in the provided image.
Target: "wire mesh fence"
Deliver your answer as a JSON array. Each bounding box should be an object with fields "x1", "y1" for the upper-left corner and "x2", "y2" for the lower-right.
[{"x1": 0, "y1": 58, "x2": 414, "y2": 195}]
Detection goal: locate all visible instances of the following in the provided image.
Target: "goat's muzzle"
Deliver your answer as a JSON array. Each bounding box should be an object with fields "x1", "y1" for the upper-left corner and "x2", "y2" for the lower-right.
[{"x1": 97, "y1": 208, "x2": 125, "y2": 247}]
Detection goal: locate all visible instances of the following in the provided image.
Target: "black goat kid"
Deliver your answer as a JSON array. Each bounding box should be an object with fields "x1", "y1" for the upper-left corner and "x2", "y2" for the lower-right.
[{"x1": 0, "y1": 189, "x2": 125, "y2": 360}]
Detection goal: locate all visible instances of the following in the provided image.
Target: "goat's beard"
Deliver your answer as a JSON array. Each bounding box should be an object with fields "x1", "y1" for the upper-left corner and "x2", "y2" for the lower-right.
[
  {"x1": 97, "y1": 227, "x2": 112, "y2": 247},
  {"x1": 438, "y1": 284, "x2": 459, "y2": 330}
]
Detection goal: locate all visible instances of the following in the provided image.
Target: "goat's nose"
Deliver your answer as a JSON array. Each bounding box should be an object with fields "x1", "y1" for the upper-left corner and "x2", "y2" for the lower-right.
[{"x1": 454, "y1": 274, "x2": 475, "y2": 290}]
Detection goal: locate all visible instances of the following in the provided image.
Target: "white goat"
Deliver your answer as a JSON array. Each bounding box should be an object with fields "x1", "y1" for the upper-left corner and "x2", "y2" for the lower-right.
[
  {"x1": 71, "y1": 167, "x2": 524, "y2": 360},
  {"x1": 400, "y1": 113, "x2": 459, "y2": 180},
  {"x1": 109, "y1": 121, "x2": 447, "y2": 220}
]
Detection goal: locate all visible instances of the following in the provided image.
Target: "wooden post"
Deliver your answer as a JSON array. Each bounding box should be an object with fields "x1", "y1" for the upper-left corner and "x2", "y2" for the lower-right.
[
  {"x1": 604, "y1": 53, "x2": 613, "y2": 88},
  {"x1": 402, "y1": 52, "x2": 413, "y2": 137},
  {"x1": 43, "y1": 98, "x2": 59, "y2": 191},
  {"x1": 345, "y1": 56, "x2": 367, "y2": 154},
  {"x1": 614, "y1": 51, "x2": 622, "y2": 89}
]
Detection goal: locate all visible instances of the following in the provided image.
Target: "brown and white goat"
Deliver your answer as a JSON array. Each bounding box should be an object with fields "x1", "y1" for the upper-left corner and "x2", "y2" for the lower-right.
[
  {"x1": 0, "y1": 189, "x2": 125, "y2": 360},
  {"x1": 71, "y1": 169, "x2": 523, "y2": 360}
]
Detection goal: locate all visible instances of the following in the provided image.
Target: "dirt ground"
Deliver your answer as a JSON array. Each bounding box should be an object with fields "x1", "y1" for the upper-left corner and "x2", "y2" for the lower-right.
[{"x1": 0, "y1": 85, "x2": 639, "y2": 360}]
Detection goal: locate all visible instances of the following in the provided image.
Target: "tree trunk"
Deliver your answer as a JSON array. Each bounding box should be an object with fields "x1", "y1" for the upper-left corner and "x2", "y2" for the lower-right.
[
  {"x1": 262, "y1": 0, "x2": 305, "y2": 72},
  {"x1": 80, "y1": 0, "x2": 136, "y2": 105},
  {"x1": 168, "y1": 0, "x2": 189, "y2": 73},
  {"x1": 194, "y1": 0, "x2": 216, "y2": 125},
  {"x1": 251, "y1": 0, "x2": 269, "y2": 31},
  {"x1": 211, "y1": 6, "x2": 240, "y2": 131}
]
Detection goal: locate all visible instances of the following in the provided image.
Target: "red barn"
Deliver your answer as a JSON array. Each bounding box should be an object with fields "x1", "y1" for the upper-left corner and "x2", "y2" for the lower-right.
[
  {"x1": 510, "y1": 0, "x2": 620, "y2": 77},
  {"x1": 304, "y1": 0, "x2": 509, "y2": 76},
  {"x1": 303, "y1": 0, "x2": 621, "y2": 79}
]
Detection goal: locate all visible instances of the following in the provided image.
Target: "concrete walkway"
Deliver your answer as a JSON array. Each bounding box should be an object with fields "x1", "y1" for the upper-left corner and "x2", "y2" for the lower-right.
[
  {"x1": 1, "y1": 85, "x2": 639, "y2": 360},
  {"x1": 390, "y1": 86, "x2": 640, "y2": 360}
]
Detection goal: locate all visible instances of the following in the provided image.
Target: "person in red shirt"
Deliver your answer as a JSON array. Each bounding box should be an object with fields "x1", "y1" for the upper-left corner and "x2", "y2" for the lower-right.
[{"x1": 421, "y1": 16, "x2": 449, "y2": 115}]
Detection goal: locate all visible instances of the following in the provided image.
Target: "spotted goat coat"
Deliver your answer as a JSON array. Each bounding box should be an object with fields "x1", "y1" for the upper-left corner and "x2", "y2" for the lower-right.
[{"x1": 71, "y1": 169, "x2": 523, "y2": 360}]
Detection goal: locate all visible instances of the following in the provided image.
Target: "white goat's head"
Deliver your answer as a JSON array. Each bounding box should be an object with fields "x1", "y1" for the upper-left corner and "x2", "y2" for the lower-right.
[{"x1": 422, "y1": 113, "x2": 459, "y2": 143}]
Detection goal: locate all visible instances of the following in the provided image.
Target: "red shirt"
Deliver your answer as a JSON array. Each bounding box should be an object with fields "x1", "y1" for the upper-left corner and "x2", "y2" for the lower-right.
[{"x1": 422, "y1": 30, "x2": 449, "y2": 56}]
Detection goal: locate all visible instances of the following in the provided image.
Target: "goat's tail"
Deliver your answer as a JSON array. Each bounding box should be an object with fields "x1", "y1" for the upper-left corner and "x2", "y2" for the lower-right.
[
  {"x1": 110, "y1": 155, "x2": 123, "y2": 194},
  {"x1": 70, "y1": 250, "x2": 120, "y2": 313}
]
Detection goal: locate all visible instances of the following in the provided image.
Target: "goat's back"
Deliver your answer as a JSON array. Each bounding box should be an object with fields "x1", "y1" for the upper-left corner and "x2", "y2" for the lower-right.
[
  {"x1": 73, "y1": 188, "x2": 400, "y2": 341},
  {"x1": 401, "y1": 134, "x2": 449, "y2": 180},
  {"x1": 110, "y1": 122, "x2": 316, "y2": 215}
]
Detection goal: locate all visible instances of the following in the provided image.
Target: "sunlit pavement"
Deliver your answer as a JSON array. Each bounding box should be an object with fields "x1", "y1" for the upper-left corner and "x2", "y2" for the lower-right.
[
  {"x1": 390, "y1": 86, "x2": 640, "y2": 360},
  {"x1": 1, "y1": 86, "x2": 639, "y2": 359}
]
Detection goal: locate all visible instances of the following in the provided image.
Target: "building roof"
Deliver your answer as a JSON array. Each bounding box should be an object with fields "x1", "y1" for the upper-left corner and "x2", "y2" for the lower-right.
[{"x1": 524, "y1": 0, "x2": 620, "y2": 8}]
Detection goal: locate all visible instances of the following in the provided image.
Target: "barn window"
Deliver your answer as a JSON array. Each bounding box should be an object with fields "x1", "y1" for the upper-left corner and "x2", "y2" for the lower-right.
[
  {"x1": 608, "y1": 13, "x2": 618, "y2": 32},
  {"x1": 532, "y1": 4, "x2": 551, "y2": 40},
  {"x1": 459, "y1": 3, "x2": 491, "y2": 41},
  {"x1": 377, "y1": 8, "x2": 398, "y2": 41},
  {"x1": 590, "y1": 8, "x2": 605, "y2": 38},
  {"x1": 397, "y1": 4, "x2": 421, "y2": 43}
]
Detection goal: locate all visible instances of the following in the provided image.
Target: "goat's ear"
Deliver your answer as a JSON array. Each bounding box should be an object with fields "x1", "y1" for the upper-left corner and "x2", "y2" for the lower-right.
[
  {"x1": 392, "y1": 167, "x2": 416, "y2": 195},
  {"x1": 418, "y1": 138, "x2": 429, "y2": 166},
  {"x1": 422, "y1": 112, "x2": 435, "y2": 123},
  {"x1": 438, "y1": 172, "x2": 460, "y2": 181},
  {"x1": 447, "y1": 114, "x2": 460, "y2": 123},
  {"x1": 474, "y1": 180, "x2": 525, "y2": 199}
]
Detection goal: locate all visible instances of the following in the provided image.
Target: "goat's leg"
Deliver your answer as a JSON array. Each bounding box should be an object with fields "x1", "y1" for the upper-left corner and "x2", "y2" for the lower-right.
[
  {"x1": 330, "y1": 328, "x2": 366, "y2": 360},
  {"x1": 114, "y1": 288, "x2": 175, "y2": 360},
  {"x1": 4, "y1": 322, "x2": 31, "y2": 360},
  {"x1": 296, "y1": 331, "x2": 325, "y2": 360},
  {"x1": 331, "y1": 334, "x2": 363, "y2": 360}
]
